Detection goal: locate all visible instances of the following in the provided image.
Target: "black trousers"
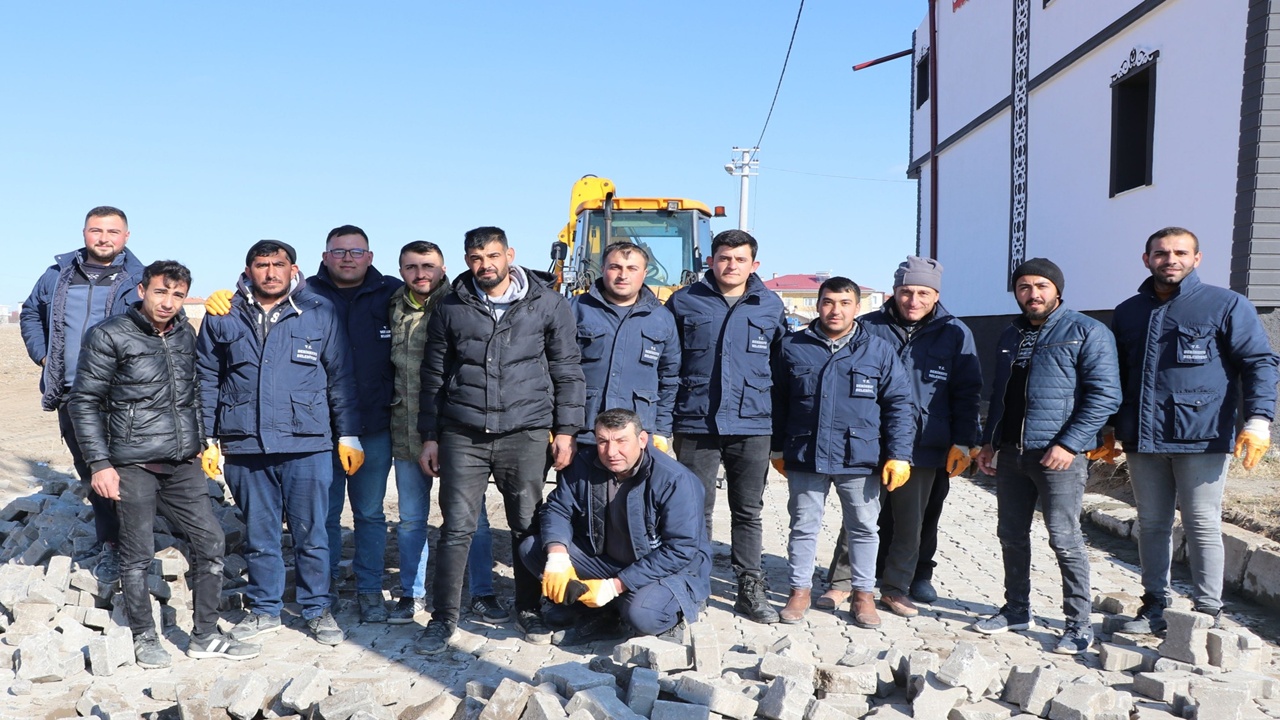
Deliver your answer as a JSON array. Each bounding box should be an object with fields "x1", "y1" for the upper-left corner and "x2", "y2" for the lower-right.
[
  {"x1": 828, "y1": 468, "x2": 950, "y2": 591},
  {"x1": 674, "y1": 434, "x2": 770, "y2": 577},
  {"x1": 432, "y1": 427, "x2": 550, "y2": 625},
  {"x1": 58, "y1": 403, "x2": 119, "y2": 546},
  {"x1": 117, "y1": 460, "x2": 225, "y2": 638}
]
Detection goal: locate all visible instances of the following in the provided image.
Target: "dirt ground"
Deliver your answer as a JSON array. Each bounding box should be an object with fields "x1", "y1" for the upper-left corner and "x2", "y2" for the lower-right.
[{"x1": 5, "y1": 323, "x2": 1280, "y2": 541}]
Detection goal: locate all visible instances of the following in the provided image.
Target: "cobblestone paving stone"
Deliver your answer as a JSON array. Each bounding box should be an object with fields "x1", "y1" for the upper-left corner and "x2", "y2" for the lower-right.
[{"x1": 3, "y1": 466, "x2": 1280, "y2": 717}]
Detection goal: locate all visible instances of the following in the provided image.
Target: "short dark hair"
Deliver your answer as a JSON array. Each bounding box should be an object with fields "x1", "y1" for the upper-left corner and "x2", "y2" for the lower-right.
[
  {"x1": 711, "y1": 229, "x2": 758, "y2": 260},
  {"x1": 1146, "y1": 226, "x2": 1199, "y2": 254},
  {"x1": 464, "y1": 226, "x2": 508, "y2": 252},
  {"x1": 85, "y1": 206, "x2": 127, "y2": 225},
  {"x1": 400, "y1": 241, "x2": 444, "y2": 261},
  {"x1": 603, "y1": 241, "x2": 649, "y2": 265},
  {"x1": 245, "y1": 240, "x2": 297, "y2": 266},
  {"x1": 595, "y1": 408, "x2": 645, "y2": 434},
  {"x1": 326, "y1": 224, "x2": 369, "y2": 246},
  {"x1": 819, "y1": 276, "x2": 861, "y2": 304},
  {"x1": 141, "y1": 260, "x2": 192, "y2": 290}
]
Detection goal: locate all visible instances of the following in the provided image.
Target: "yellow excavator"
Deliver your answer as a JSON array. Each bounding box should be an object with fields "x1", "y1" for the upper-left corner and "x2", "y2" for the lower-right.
[{"x1": 549, "y1": 175, "x2": 723, "y2": 301}]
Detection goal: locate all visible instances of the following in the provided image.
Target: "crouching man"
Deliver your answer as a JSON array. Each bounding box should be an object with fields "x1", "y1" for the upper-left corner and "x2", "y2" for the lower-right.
[
  {"x1": 519, "y1": 408, "x2": 711, "y2": 646},
  {"x1": 68, "y1": 261, "x2": 259, "y2": 668}
]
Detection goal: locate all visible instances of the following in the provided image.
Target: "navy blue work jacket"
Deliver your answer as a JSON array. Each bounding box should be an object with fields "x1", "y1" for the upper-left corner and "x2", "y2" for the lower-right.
[
  {"x1": 1111, "y1": 271, "x2": 1279, "y2": 453},
  {"x1": 981, "y1": 304, "x2": 1120, "y2": 453},
  {"x1": 196, "y1": 276, "x2": 361, "y2": 455},
  {"x1": 539, "y1": 447, "x2": 710, "y2": 607},
  {"x1": 773, "y1": 323, "x2": 915, "y2": 474},
  {"x1": 861, "y1": 301, "x2": 984, "y2": 468},
  {"x1": 571, "y1": 281, "x2": 680, "y2": 441},
  {"x1": 308, "y1": 264, "x2": 402, "y2": 435},
  {"x1": 664, "y1": 272, "x2": 786, "y2": 436}
]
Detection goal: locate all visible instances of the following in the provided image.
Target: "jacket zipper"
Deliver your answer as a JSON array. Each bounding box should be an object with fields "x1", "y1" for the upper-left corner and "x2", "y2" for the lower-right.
[{"x1": 161, "y1": 330, "x2": 185, "y2": 455}]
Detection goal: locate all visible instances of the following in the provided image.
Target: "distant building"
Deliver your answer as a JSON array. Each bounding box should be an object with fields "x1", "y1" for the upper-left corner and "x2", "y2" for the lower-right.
[
  {"x1": 183, "y1": 297, "x2": 207, "y2": 325},
  {"x1": 0, "y1": 305, "x2": 9, "y2": 325},
  {"x1": 763, "y1": 273, "x2": 885, "y2": 327},
  {"x1": 908, "y1": 0, "x2": 1280, "y2": 381}
]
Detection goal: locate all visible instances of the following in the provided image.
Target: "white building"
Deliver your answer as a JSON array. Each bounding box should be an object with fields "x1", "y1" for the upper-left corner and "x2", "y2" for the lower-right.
[{"x1": 908, "y1": 0, "x2": 1280, "y2": 353}]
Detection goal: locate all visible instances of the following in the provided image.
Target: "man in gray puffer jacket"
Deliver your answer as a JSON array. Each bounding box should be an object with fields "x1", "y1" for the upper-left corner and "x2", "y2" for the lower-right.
[{"x1": 973, "y1": 258, "x2": 1120, "y2": 656}]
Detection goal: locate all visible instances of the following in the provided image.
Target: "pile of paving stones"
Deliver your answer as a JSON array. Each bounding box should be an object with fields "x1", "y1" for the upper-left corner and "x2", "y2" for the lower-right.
[{"x1": 0, "y1": 478, "x2": 254, "y2": 689}]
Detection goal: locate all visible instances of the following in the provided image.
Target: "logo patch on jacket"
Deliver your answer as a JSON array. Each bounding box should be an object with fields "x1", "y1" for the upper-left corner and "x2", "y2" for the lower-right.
[
  {"x1": 853, "y1": 379, "x2": 876, "y2": 396},
  {"x1": 379, "y1": 326, "x2": 392, "y2": 340},
  {"x1": 295, "y1": 344, "x2": 319, "y2": 363},
  {"x1": 642, "y1": 344, "x2": 661, "y2": 363},
  {"x1": 749, "y1": 335, "x2": 769, "y2": 352},
  {"x1": 926, "y1": 366, "x2": 949, "y2": 382}
]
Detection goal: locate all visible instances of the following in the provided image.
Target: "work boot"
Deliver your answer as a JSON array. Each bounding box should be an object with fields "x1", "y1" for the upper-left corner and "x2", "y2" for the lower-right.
[
  {"x1": 909, "y1": 577, "x2": 939, "y2": 604},
  {"x1": 880, "y1": 592, "x2": 919, "y2": 618},
  {"x1": 850, "y1": 590, "x2": 881, "y2": 629},
  {"x1": 815, "y1": 588, "x2": 851, "y2": 610},
  {"x1": 734, "y1": 572, "x2": 780, "y2": 624},
  {"x1": 780, "y1": 588, "x2": 811, "y2": 624},
  {"x1": 1120, "y1": 593, "x2": 1168, "y2": 635}
]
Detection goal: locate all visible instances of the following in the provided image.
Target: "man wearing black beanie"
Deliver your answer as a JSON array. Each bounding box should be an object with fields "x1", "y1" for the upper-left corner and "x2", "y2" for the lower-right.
[{"x1": 972, "y1": 257, "x2": 1120, "y2": 656}]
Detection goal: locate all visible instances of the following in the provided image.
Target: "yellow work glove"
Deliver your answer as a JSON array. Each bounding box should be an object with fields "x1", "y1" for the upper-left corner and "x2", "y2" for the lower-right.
[
  {"x1": 1235, "y1": 418, "x2": 1272, "y2": 471},
  {"x1": 881, "y1": 460, "x2": 911, "y2": 492},
  {"x1": 580, "y1": 578, "x2": 619, "y2": 608},
  {"x1": 770, "y1": 456, "x2": 787, "y2": 478},
  {"x1": 653, "y1": 435, "x2": 671, "y2": 454},
  {"x1": 542, "y1": 552, "x2": 578, "y2": 603},
  {"x1": 337, "y1": 436, "x2": 365, "y2": 476},
  {"x1": 1084, "y1": 432, "x2": 1120, "y2": 463},
  {"x1": 945, "y1": 445, "x2": 972, "y2": 477},
  {"x1": 204, "y1": 289, "x2": 233, "y2": 316},
  {"x1": 201, "y1": 439, "x2": 221, "y2": 480}
]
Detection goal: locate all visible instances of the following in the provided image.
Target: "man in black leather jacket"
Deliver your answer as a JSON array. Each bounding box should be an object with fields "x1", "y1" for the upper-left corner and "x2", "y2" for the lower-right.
[{"x1": 68, "y1": 261, "x2": 259, "y2": 669}]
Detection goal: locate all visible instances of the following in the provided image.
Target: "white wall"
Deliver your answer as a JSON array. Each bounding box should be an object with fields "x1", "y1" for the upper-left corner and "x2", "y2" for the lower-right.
[
  {"x1": 919, "y1": 0, "x2": 1250, "y2": 317},
  {"x1": 932, "y1": 113, "x2": 1016, "y2": 315},
  {"x1": 1025, "y1": 0, "x2": 1247, "y2": 312}
]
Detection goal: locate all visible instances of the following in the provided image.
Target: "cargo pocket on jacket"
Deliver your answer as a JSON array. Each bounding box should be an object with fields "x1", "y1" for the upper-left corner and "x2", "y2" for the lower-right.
[
  {"x1": 739, "y1": 376, "x2": 773, "y2": 418},
  {"x1": 1176, "y1": 325, "x2": 1216, "y2": 365},
  {"x1": 291, "y1": 391, "x2": 328, "y2": 436},
  {"x1": 1170, "y1": 391, "x2": 1224, "y2": 442},
  {"x1": 217, "y1": 391, "x2": 255, "y2": 436},
  {"x1": 632, "y1": 389, "x2": 656, "y2": 421},
  {"x1": 577, "y1": 327, "x2": 609, "y2": 362},
  {"x1": 845, "y1": 422, "x2": 881, "y2": 467},
  {"x1": 675, "y1": 376, "x2": 710, "y2": 418},
  {"x1": 638, "y1": 330, "x2": 665, "y2": 367},
  {"x1": 681, "y1": 316, "x2": 714, "y2": 352},
  {"x1": 746, "y1": 319, "x2": 772, "y2": 354}
]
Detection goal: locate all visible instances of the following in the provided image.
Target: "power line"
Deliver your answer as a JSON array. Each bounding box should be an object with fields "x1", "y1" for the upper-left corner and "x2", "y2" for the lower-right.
[
  {"x1": 759, "y1": 165, "x2": 914, "y2": 183},
  {"x1": 752, "y1": 0, "x2": 805, "y2": 161}
]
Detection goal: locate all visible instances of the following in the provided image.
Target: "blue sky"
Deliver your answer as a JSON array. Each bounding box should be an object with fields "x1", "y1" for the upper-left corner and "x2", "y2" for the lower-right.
[{"x1": 2, "y1": 2, "x2": 924, "y2": 307}]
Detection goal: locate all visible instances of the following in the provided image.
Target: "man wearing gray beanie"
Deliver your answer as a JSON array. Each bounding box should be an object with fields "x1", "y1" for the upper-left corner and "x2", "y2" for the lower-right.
[
  {"x1": 815, "y1": 256, "x2": 983, "y2": 616},
  {"x1": 972, "y1": 258, "x2": 1120, "y2": 655}
]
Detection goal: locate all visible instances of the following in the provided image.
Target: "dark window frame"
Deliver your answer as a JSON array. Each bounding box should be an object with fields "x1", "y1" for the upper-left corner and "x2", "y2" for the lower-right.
[
  {"x1": 915, "y1": 52, "x2": 931, "y2": 109},
  {"x1": 1109, "y1": 53, "x2": 1158, "y2": 197}
]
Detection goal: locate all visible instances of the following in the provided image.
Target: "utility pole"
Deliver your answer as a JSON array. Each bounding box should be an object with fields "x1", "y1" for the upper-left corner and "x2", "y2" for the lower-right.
[{"x1": 723, "y1": 147, "x2": 759, "y2": 231}]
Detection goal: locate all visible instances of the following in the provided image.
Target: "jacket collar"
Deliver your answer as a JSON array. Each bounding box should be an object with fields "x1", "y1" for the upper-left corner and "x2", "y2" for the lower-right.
[
  {"x1": 802, "y1": 319, "x2": 863, "y2": 354},
  {"x1": 586, "y1": 279, "x2": 661, "y2": 313},
  {"x1": 453, "y1": 266, "x2": 555, "y2": 305},
  {"x1": 699, "y1": 270, "x2": 767, "y2": 301},
  {"x1": 311, "y1": 263, "x2": 390, "y2": 296},
  {"x1": 1136, "y1": 268, "x2": 1202, "y2": 301},
  {"x1": 1013, "y1": 300, "x2": 1068, "y2": 332}
]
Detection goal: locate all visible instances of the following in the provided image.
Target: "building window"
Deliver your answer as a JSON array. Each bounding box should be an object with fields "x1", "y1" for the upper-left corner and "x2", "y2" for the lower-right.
[
  {"x1": 916, "y1": 53, "x2": 930, "y2": 108},
  {"x1": 1110, "y1": 50, "x2": 1158, "y2": 197}
]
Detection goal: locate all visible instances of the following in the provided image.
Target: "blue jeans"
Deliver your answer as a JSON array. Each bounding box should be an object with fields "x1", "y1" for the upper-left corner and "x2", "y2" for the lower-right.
[
  {"x1": 995, "y1": 448, "x2": 1091, "y2": 623},
  {"x1": 1127, "y1": 452, "x2": 1229, "y2": 612},
  {"x1": 392, "y1": 459, "x2": 496, "y2": 599},
  {"x1": 785, "y1": 469, "x2": 880, "y2": 591},
  {"x1": 327, "y1": 430, "x2": 392, "y2": 594},
  {"x1": 224, "y1": 451, "x2": 332, "y2": 620}
]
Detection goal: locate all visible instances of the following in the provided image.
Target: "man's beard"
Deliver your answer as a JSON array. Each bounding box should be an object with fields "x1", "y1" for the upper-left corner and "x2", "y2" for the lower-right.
[
  {"x1": 475, "y1": 267, "x2": 508, "y2": 290},
  {"x1": 1019, "y1": 297, "x2": 1059, "y2": 323}
]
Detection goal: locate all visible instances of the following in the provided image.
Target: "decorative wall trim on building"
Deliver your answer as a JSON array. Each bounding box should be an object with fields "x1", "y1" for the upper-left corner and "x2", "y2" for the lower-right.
[
  {"x1": 1009, "y1": 0, "x2": 1031, "y2": 288},
  {"x1": 1231, "y1": 0, "x2": 1280, "y2": 303},
  {"x1": 1111, "y1": 48, "x2": 1160, "y2": 86}
]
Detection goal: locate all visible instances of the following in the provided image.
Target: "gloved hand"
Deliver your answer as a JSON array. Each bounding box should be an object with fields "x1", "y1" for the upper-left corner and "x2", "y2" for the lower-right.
[
  {"x1": 653, "y1": 435, "x2": 671, "y2": 454},
  {"x1": 1085, "y1": 432, "x2": 1120, "y2": 463},
  {"x1": 542, "y1": 551, "x2": 578, "y2": 603},
  {"x1": 1235, "y1": 418, "x2": 1272, "y2": 471},
  {"x1": 881, "y1": 460, "x2": 911, "y2": 492},
  {"x1": 945, "y1": 445, "x2": 972, "y2": 477},
  {"x1": 204, "y1": 289, "x2": 234, "y2": 316},
  {"x1": 338, "y1": 436, "x2": 365, "y2": 476},
  {"x1": 770, "y1": 456, "x2": 787, "y2": 479},
  {"x1": 580, "y1": 578, "x2": 619, "y2": 608},
  {"x1": 201, "y1": 439, "x2": 221, "y2": 480}
]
